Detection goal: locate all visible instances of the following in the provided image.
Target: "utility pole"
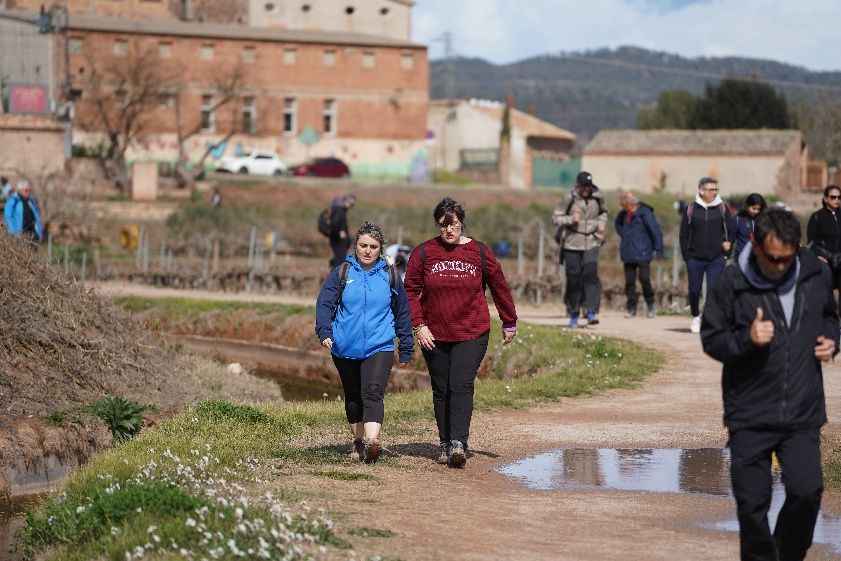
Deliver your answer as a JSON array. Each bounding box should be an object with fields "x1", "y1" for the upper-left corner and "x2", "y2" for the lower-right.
[{"x1": 432, "y1": 31, "x2": 456, "y2": 170}]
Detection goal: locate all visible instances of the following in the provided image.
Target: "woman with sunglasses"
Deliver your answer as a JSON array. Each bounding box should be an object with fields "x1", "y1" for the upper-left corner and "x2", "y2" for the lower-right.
[
  {"x1": 807, "y1": 184, "x2": 841, "y2": 307},
  {"x1": 403, "y1": 197, "x2": 517, "y2": 468}
]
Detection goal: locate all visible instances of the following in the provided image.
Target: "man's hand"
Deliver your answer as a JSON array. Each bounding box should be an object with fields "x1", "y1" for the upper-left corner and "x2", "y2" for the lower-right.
[
  {"x1": 749, "y1": 307, "x2": 775, "y2": 346},
  {"x1": 339, "y1": 231, "x2": 347, "y2": 239},
  {"x1": 722, "y1": 240, "x2": 732, "y2": 252},
  {"x1": 595, "y1": 223, "x2": 605, "y2": 241},
  {"x1": 571, "y1": 211, "x2": 581, "y2": 224},
  {"x1": 815, "y1": 336, "x2": 836, "y2": 362}
]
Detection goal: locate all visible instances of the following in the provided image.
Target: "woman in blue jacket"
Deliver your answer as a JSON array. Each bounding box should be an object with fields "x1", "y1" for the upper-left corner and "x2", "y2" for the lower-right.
[{"x1": 315, "y1": 221, "x2": 414, "y2": 464}]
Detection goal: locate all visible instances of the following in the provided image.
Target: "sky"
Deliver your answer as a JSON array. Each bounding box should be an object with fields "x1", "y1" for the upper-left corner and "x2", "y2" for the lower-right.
[{"x1": 412, "y1": 0, "x2": 841, "y2": 72}]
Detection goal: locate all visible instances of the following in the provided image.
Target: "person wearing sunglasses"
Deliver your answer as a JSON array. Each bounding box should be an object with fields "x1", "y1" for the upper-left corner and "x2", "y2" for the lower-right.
[
  {"x1": 701, "y1": 208, "x2": 838, "y2": 561},
  {"x1": 806, "y1": 184, "x2": 841, "y2": 308}
]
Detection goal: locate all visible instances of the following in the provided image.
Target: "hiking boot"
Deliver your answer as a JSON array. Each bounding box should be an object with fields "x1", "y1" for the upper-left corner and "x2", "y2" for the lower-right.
[
  {"x1": 350, "y1": 438, "x2": 364, "y2": 461},
  {"x1": 448, "y1": 440, "x2": 466, "y2": 469},
  {"x1": 363, "y1": 438, "x2": 381, "y2": 464},
  {"x1": 586, "y1": 310, "x2": 599, "y2": 326},
  {"x1": 436, "y1": 441, "x2": 450, "y2": 464},
  {"x1": 690, "y1": 316, "x2": 701, "y2": 334},
  {"x1": 646, "y1": 303, "x2": 656, "y2": 318},
  {"x1": 567, "y1": 313, "x2": 579, "y2": 329},
  {"x1": 624, "y1": 308, "x2": 637, "y2": 318}
]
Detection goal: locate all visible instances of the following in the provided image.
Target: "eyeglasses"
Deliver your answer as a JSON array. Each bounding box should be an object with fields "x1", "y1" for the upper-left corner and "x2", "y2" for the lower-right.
[
  {"x1": 704, "y1": 188, "x2": 719, "y2": 193},
  {"x1": 757, "y1": 245, "x2": 798, "y2": 265},
  {"x1": 437, "y1": 220, "x2": 462, "y2": 231},
  {"x1": 828, "y1": 195, "x2": 841, "y2": 201}
]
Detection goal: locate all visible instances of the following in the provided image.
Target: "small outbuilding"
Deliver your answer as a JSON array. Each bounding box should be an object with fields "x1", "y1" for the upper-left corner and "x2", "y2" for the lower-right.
[{"x1": 0, "y1": 114, "x2": 67, "y2": 180}]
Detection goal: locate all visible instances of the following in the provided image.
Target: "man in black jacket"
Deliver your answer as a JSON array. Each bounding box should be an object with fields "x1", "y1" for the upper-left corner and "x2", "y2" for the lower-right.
[
  {"x1": 328, "y1": 192, "x2": 356, "y2": 268},
  {"x1": 701, "y1": 208, "x2": 839, "y2": 561}
]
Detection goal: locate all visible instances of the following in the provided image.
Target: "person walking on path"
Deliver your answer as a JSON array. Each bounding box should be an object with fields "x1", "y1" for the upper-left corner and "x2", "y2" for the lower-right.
[
  {"x1": 733, "y1": 193, "x2": 767, "y2": 257},
  {"x1": 328, "y1": 193, "x2": 356, "y2": 268},
  {"x1": 615, "y1": 191, "x2": 664, "y2": 318},
  {"x1": 403, "y1": 197, "x2": 517, "y2": 468},
  {"x1": 701, "y1": 208, "x2": 839, "y2": 561},
  {"x1": 807, "y1": 184, "x2": 841, "y2": 308},
  {"x1": 679, "y1": 177, "x2": 735, "y2": 334},
  {"x1": 3, "y1": 179, "x2": 42, "y2": 247},
  {"x1": 553, "y1": 171, "x2": 608, "y2": 328},
  {"x1": 315, "y1": 221, "x2": 414, "y2": 464}
]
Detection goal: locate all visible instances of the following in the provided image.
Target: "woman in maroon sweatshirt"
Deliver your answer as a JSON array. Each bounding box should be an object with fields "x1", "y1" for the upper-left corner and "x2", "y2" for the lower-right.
[{"x1": 404, "y1": 197, "x2": 518, "y2": 468}]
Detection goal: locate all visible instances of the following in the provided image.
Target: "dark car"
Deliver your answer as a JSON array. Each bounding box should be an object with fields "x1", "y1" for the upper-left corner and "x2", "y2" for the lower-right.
[{"x1": 290, "y1": 157, "x2": 350, "y2": 178}]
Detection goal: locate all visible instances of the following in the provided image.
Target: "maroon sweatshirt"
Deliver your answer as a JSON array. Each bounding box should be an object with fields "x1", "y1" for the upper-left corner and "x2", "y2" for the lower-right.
[{"x1": 403, "y1": 237, "x2": 517, "y2": 342}]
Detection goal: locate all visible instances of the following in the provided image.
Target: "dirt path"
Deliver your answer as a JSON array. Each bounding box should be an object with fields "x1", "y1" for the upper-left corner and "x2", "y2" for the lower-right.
[{"x1": 94, "y1": 283, "x2": 841, "y2": 560}]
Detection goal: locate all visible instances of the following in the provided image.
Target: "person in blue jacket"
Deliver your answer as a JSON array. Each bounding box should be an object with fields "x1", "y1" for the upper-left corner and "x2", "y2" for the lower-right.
[
  {"x1": 615, "y1": 191, "x2": 664, "y2": 318},
  {"x1": 3, "y1": 180, "x2": 42, "y2": 246},
  {"x1": 733, "y1": 193, "x2": 767, "y2": 257},
  {"x1": 315, "y1": 221, "x2": 414, "y2": 464}
]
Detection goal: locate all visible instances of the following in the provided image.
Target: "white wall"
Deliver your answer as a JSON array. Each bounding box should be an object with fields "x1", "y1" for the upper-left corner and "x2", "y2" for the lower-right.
[{"x1": 427, "y1": 104, "x2": 500, "y2": 171}]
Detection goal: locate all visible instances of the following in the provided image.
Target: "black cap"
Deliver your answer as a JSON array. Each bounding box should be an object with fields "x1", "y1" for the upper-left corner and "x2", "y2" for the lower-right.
[{"x1": 576, "y1": 171, "x2": 596, "y2": 188}]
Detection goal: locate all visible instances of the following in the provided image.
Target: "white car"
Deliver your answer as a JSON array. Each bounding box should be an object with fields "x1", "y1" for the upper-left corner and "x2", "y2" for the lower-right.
[{"x1": 215, "y1": 150, "x2": 288, "y2": 176}]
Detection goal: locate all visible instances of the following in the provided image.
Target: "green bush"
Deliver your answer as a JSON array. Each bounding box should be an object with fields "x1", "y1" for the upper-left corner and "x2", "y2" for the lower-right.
[
  {"x1": 193, "y1": 400, "x2": 272, "y2": 424},
  {"x1": 81, "y1": 396, "x2": 154, "y2": 442}
]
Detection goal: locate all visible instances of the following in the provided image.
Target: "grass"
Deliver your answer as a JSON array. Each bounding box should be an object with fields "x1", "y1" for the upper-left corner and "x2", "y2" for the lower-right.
[
  {"x1": 116, "y1": 296, "x2": 308, "y2": 318},
  {"x1": 17, "y1": 313, "x2": 661, "y2": 560}
]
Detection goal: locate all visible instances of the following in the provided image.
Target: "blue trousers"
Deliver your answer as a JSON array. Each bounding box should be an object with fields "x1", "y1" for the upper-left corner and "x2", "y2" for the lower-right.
[{"x1": 686, "y1": 256, "x2": 725, "y2": 317}]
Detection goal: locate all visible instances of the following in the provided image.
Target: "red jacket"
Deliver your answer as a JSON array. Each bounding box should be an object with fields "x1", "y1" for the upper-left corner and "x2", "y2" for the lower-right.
[{"x1": 403, "y1": 237, "x2": 517, "y2": 342}]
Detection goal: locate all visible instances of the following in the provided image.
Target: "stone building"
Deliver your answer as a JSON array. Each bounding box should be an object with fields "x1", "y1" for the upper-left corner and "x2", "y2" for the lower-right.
[{"x1": 0, "y1": 114, "x2": 66, "y2": 179}]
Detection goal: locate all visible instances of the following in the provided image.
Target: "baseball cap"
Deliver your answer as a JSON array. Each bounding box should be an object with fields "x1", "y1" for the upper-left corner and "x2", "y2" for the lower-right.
[{"x1": 576, "y1": 171, "x2": 596, "y2": 188}]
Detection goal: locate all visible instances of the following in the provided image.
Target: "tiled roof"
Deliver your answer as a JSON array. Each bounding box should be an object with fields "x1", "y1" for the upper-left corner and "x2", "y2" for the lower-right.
[
  {"x1": 0, "y1": 113, "x2": 63, "y2": 132},
  {"x1": 585, "y1": 129, "x2": 802, "y2": 155}
]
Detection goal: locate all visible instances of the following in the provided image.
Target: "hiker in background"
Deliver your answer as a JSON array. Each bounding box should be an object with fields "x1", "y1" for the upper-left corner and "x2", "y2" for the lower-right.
[
  {"x1": 734, "y1": 193, "x2": 767, "y2": 257},
  {"x1": 3, "y1": 179, "x2": 42, "y2": 248},
  {"x1": 210, "y1": 187, "x2": 223, "y2": 208},
  {"x1": 701, "y1": 208, "x2": 838, "y2": 561},
  {"x1": 0, "y1": 176, "x2": 12, "y2": 201},
  {"x1": 328, "y1": 192, "x2": 356, "y2": 268},
  {"x1": 807, "y1": 184, "x2": 841, "y2": 308},
  {"x1": 552, "y1": 171, "x2": 608, "y2": 328},
  {"x1": 679, "y1": 177, "x2": 735, "y2": 334},
  {"x1": 315, "y1": 221, "x2": 413, "y2": 464},
  {"x1": 404, "y1": 197, "x2": 517, "y2": 468},
  {"x1": 615, "y1": 191, "x2": 664, "y2": 318}
]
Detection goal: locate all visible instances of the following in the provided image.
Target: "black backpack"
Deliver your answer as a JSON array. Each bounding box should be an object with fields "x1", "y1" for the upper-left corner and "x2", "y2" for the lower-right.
[
  {"x1": 317, "y1": 207, "x2": 332, "y2": 236},
  {"x1": 333, "y1": 261, "x2": 398, "y2": 320}
]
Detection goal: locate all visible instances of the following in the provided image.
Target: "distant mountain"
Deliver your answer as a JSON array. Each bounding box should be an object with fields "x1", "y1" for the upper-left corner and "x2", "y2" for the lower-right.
[{"x1": 430, "y1": 46, "x2": 841, "y2": 145}]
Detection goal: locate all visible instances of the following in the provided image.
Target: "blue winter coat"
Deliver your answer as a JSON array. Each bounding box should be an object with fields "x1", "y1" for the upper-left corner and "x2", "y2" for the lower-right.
[
  {"x1": 614, "y1": 203, "x2": 664, "y2": 263},
  {"x1": 315, "y1": 255, "x2": 414, "y2": 363},
  {"x1": 3, "y1": 193, "x2": 43, "y2": 240},
  {"x1": 733, "y1": 213, "x2": 755, "y2": 257}
]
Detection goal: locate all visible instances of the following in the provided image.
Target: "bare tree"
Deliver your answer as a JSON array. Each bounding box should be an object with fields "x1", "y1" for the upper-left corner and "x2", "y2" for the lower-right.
[{"x1": 791, "y1": 94, "x2": 841, "y2": 165}]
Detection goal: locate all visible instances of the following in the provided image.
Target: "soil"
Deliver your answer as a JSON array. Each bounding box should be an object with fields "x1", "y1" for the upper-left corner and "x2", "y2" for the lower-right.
[{"x1": 95, "y1": 283, "x2": 841, "y2": 560}]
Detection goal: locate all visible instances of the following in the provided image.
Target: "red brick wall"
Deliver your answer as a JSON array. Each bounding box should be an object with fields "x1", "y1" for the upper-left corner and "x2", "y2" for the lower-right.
[{"x1": 7, "y1": 0, "x2": 248, "y2": 23}]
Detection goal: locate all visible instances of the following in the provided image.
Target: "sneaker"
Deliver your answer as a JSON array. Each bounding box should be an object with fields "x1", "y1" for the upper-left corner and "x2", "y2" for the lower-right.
[
  {"x1": 690, "y1": 316, "x2": 701, "y2": 334},
  {"x1": 363, "y1": 438, "x2": 380, "y2": 464},
  {"x1": 350, "y1": 438, "x2": 364, "y2": 461},
  {"x1": 448, "y1": 440, "x2": 466, "y2": 468},
  {"x1": 624, "y1": 308, "x2": 637, "y2": 318},
  {"x1": 436, "y1": 441, "x2": 450, "y2": 464},
  {"x1": 567, "y1": 313, "x2": 579, "y2": 329},
  {"x1": 586, "y1": 310, "x2": 599, "y2": 326},
  {"x1": 646, "y1": 303, "x2": 656, "y2": 318}
]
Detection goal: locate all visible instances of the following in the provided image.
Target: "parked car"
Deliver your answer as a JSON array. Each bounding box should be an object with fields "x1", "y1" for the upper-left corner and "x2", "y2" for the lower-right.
[
  {"x1": 215, "y1": 150, "x2": 288, "y2": 176},
  {"x1": 289, "y1": 157, "x2": 351, "y2": 178}
]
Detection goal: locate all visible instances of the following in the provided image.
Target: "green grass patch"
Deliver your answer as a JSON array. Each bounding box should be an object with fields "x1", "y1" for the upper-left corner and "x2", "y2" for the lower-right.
[
  {"x1": 311, "y1": 470, "x2": 378, "y2": 481},
  {"x1": 116, "y1": 296, "x2": 308, "y2": 318},
  {"x1": 348, "y1": 526, "x2": 396, "y2": 538}
]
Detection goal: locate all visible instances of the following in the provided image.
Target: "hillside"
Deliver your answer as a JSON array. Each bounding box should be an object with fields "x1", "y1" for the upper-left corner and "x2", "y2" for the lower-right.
[{"x1": 430, "y1": 46, "x2": 841, "y2": 142}]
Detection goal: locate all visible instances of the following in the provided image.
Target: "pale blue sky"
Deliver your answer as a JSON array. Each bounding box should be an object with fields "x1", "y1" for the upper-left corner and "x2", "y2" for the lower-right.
[{"x1": 413, "y1": 0, "x2": 841, "y2": 71}]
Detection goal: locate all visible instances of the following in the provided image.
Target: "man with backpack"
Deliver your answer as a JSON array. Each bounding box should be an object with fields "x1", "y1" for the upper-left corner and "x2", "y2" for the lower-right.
[
  {"x1": 679, "y1": 177, "x2": 735, "y2": 333},
  {"x1": 615, "y1": 191, "x2": 664, "y2": 318},
  {"x1": 321, "y1": 192, "x2": 356, "y2": 268},
  {"x1": 553, "y1": 171, "x2": 608, "y2": 328}
]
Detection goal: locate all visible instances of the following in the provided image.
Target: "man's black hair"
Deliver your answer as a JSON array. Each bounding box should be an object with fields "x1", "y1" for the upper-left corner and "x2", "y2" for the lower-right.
[{"x1": 754, "y1": 207, "x2": 800, "y2": 247}]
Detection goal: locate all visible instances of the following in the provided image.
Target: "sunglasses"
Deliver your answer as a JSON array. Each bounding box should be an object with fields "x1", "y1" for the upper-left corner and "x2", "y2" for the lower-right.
[
  {"x1": 828, "y1": 195, "x2": 841, "y2": 200},
  {"x1": 757, "y1": 245, "x2": 798, "y2": 265}
]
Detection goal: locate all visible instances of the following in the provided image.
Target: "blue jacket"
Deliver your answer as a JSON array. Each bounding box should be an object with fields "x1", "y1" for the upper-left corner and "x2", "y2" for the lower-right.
[
  {"x1": 733, "y1": 213, "x2": 755, "y2": 256},
  {"x1": 3, "y1": 193, "x2": 43, "y2": 240},
  {"x1": 315, "y1": 255, "x2": 414, "y2": 363},
  {"x1": 614, "y1": 203, "x2": 663, "y2": 263}
]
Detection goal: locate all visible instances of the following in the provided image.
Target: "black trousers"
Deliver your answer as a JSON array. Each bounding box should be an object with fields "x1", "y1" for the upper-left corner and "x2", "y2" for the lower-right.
[
  {"x1": 332, "y1": 352, "x2": 393, "y2": 424},
  {"x1": 729, "y1": 428, "x2": 823, "y2": 561},
  {"x1": 329, "y1": 237, "x2": 350, "y2": 268},
  {"x1": 421, "y1": 332, "x2": 489, "y2": 447},
  {"x1": 623, "y1": 261, "x2": 654, "y2": 312},
  {"x1": 562, "y1": 247, "x2": 601, "y2": 316}
]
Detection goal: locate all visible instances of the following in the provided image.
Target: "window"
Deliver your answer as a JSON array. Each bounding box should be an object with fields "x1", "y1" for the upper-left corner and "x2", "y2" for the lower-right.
[
  {"x1": 242, "y1": 46, "x2": 255, "y2": 63},
  {"x1": 69, "y1": 88, "x2": 84, "y2": 101},
  {"x1": 68, "y1": 37, "x2": 83, "y2": 54},
  {"x1": 283, "y1": 97, "x2": 296, "y2": 134},
  {"x1": 201, "y1": 94, "x2": 215, "y2": 132},
  {"x1": 345, "y1": 6, "x2": 355, "y2": 14},
  {"x1": 379, "y1": 7, "x2": 389, "y2": 15},
  {"x1": 401, "y1": 53, "x2": 414, "y2": 71},
  {"x1": 201, "y1": 43, "x2": 214, "y2": 60},
  {"x1": 242, "y1": 96, "x2": 256, "y2": 134},
  {"x1": 323, "y1": 49, "x2": 336, "y2": 67},
  {"x1": 158, "y1": 93, "x2": 174, "y2": 109},
  {"x1": 283, "y1": 48, "x2": 296, "y2": 65},
  {"x1": 158, "y1": 42, "x2": 172, "y2": 59},
  {"x1": 362, "y1": 51, "x2": 375, "y2": 69},
  {"x1": 323, "y1": 99, "x2": 337, "y2": 135},
  {"x1": 114, "y1": 39, "x2": 128, "y2": 57},
  {"x1": 301, "y1": 3, "x2": 311, "y2": 12}
]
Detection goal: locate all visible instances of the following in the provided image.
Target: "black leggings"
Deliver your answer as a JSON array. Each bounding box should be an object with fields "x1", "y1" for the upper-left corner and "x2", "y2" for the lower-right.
[
  {"x1": 332, "y1": 352, "x2": 393, "y2": 424},
  {"x1": 421, "y1": 332, "x2": 489, "y2": 447}
]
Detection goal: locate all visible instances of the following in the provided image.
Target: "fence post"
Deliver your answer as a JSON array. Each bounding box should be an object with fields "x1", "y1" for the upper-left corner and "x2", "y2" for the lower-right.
[
  {"x1": 142, "y1": 231, "x2": 149, "y2": 274},
  {"x1": 397, "y1": 226, "x2": 404, "y2": 246},
  {"x1": 517, "y1": 233, "x2": 524, "y2": 277},
  {"x1": 81, "y1": 252, "x2": 87, "y2": 283},
  {"x1": 248, "y1": 226, "x2": 257, "y2": 268},
  {"x1": 63, "y1": 245, "x2": 70, "y2": 274},
  {"x1": 536, "y1": 223, "x2": 545, "y2": 306},
  {"x1": 47, "y1": 235, "x2": 53, "y2": 264},
  {"x1": 136, "y1": 226, "x2": 145, "y2": 271},
  {"x1": 94, "y1": 247, "x2": 101, "y2": 280},
  {"x1": 212, "y1": 240, "x2": 220, "y2": 274}
]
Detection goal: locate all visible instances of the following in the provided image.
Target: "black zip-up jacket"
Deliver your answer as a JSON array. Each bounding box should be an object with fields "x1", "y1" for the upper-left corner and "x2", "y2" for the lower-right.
[
  {"x1": 701, "y1": 249, "x2": 839, "y2": 431},
  {"x1": 807, "y1": 207, "x2": 841, "y2": 265},
  {"x1": 679, "y1": 202, "x2": 735, "y2": 261}
]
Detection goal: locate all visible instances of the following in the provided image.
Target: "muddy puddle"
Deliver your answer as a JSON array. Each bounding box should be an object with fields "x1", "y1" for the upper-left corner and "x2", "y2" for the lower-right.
[
  {"x1": 252, "y1": 367, "x2": 342, "y2": 401},
  {"x1": 499, "y1": 448, "x2": 841, "y2": 553}
]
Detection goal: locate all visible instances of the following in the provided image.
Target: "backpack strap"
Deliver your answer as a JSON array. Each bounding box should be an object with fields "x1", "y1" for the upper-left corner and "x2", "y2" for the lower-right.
[
  {"x1": 387, "y1": 263, "x2": 397, "y2": 315},
  {"x1": 332, "y1": 262, "x2": 350, "y2": 321}
]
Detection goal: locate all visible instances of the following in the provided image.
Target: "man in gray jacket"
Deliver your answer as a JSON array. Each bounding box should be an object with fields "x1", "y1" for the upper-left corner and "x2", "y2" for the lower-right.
[{"x1": 553, "y1": 171, "x2": 608, "y2": 328}]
